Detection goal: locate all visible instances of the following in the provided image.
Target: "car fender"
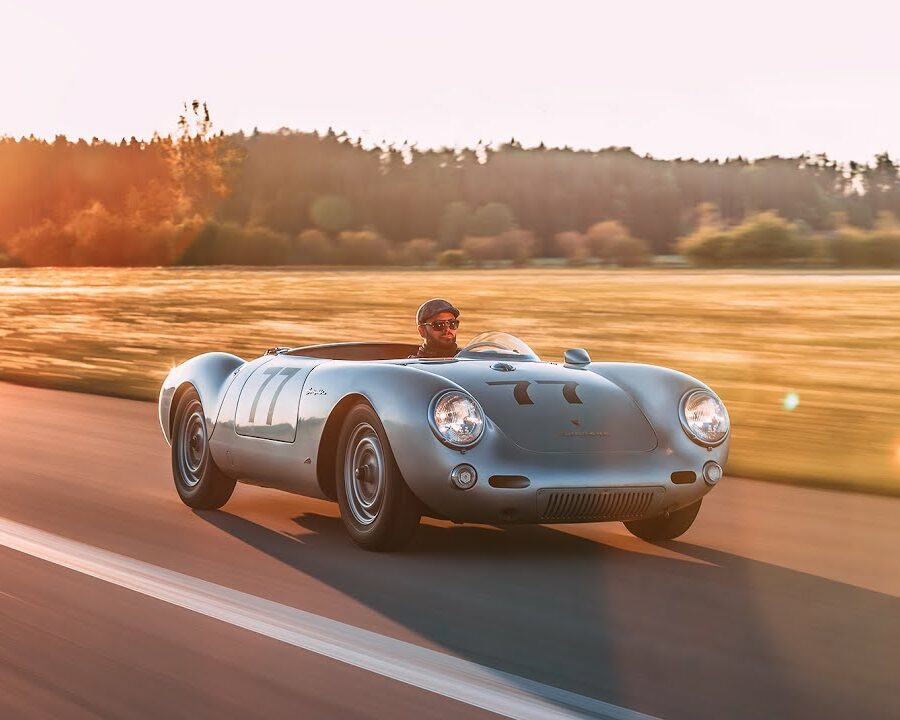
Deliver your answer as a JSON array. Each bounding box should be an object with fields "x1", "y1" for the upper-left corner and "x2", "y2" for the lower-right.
[
  {"x1": 159, "y1": 352, "x2": 246, "y2": 444},
  {"x1": 299, "y1": 362, "x2": 475, "y2": 502},
  {"x1": 586, "y1": 362, "x2": 730, "y2": 463}
]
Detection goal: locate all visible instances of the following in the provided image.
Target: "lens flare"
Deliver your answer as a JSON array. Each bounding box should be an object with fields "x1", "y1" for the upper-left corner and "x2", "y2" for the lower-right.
[{"x1": 783, "y1": 392, "x2": 800, "y2": 411}]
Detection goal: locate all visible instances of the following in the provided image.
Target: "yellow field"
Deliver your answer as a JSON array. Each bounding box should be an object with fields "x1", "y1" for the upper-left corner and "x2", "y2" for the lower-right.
[{"x1": 2, "y1": 267, "x2": 899, "y2": 495}]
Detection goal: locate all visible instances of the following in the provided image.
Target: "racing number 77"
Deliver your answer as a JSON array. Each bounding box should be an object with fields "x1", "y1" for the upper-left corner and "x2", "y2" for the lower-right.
[{"x1": 249, "y1": 366, "x2": 300, "y2": 424}]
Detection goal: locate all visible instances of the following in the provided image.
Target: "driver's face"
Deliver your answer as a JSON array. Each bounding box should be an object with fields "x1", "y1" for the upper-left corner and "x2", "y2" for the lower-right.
[{"x1": 418, "y1": 311, "x2": 458, "y2": 344}]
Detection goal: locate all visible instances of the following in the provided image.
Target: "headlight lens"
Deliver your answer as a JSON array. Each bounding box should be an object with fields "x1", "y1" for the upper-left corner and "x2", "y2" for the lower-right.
[
  {"x1": 430, "y1": 391, "x2": 485, "y2": 448},
  {"x1": 680, "y1": 389, "x2": 729, "y2": 446}
]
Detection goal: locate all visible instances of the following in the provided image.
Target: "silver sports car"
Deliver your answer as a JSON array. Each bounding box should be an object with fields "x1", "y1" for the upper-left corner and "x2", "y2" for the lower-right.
[{"x1": 159, "y1": 332, "x2": 730, "y2": 550}]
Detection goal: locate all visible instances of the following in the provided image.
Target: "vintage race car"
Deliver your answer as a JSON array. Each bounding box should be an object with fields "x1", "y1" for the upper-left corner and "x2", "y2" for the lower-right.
[{"x1": 159, "y1": 332, "x2": 730, "y2": 550}]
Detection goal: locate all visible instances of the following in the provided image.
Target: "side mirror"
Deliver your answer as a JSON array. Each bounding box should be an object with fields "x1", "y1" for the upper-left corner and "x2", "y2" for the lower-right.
[{"x1": 564, "y1": 348, "x2": 591, "y2": 366}]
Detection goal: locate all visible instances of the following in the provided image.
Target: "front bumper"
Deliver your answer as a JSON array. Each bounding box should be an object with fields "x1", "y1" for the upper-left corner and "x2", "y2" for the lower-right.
[{"x1": 395, "y1": 422, "x2": 728, "y2": 525}]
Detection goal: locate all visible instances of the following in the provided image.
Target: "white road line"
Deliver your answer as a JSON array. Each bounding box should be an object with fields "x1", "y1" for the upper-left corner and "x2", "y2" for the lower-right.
[{"x1": 0, "y1": 517, "x2": 660, "y2": 720}]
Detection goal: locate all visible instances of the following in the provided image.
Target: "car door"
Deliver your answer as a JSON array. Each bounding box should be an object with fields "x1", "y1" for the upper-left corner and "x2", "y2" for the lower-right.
[{"x1": 234, "y1": 355, "x2": 324, "y2": 442}]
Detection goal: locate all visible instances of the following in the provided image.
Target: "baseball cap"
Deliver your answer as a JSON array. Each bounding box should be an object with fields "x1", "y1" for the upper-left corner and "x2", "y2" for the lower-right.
[{"x1": 416, "y1": 298, "x2": 460, "y2": 325}]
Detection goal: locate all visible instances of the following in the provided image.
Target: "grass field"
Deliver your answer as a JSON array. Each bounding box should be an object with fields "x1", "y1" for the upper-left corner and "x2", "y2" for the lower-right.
[{"x1": 2, "y1": 267, "x2": 899, "y2": 495}]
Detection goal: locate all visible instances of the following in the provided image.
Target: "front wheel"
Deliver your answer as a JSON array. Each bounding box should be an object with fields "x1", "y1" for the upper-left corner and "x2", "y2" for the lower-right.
[
  {"x1": 171, "y1": 388, "x2": 236, "y2": 510},
  {"x1": 336, "y1": 403, "x2": 421, "y2": 551},
  {"x1": 624, "y1": 499, "x2": 702, "y2": 541}
]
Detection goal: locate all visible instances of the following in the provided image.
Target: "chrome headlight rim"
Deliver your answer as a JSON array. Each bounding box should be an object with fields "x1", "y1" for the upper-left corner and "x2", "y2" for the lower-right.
[
  {"x1": 679, "y1": 388, "x2": 730, "y2": 448},
  {"x1": 428, "y1": 389, "x2": 485, "y2": 449}
]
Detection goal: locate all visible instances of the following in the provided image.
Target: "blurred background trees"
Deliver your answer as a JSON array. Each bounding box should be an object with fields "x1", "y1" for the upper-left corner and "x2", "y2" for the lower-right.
[{"x1": 2, "y1": 117, "x2": 900, "y2": 267}]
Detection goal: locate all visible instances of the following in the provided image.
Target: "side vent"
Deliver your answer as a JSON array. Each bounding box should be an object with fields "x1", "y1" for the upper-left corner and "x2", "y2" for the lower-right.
[
  {"x1": 670, "y1": 471, "x2": 697, "y2": 485},
  {"x1": 489, "y1": 475, "x2": 531, "y2": 489}
]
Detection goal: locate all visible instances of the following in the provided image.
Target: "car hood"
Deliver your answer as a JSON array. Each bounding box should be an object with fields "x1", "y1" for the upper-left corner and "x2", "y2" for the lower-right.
[{"x1": 411, "y1": 360, "x2": 657, "y2": 453}]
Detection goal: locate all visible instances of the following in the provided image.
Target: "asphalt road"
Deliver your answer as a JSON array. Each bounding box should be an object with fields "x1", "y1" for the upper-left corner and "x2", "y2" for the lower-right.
[{"x1": 0, "y1": 381, "x2": 898, "y2": 720}]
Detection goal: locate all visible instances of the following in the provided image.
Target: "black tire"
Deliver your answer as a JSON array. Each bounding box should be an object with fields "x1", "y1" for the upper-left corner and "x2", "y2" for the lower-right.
[
  {"x1": 171, "y1": 388, "x2": 236, "y2": 510},
  {"x1": 336, "y1": 403, "x2": 421, "y2": 551},
  {"x1": 624, "y1": 499, "x2": 702, "y2": 541}
]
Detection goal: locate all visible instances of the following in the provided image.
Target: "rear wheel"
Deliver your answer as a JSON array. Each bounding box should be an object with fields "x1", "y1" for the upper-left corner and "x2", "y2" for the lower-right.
[
  {"x1": 171, "y1": 388, "x2": 236, "y2": 510},
  {"x1": 336, "y1": 403, "x2": 421, "y2": 551},
  {"x1": 624, "y1": 499, "x2": 702, "y2": 541}
]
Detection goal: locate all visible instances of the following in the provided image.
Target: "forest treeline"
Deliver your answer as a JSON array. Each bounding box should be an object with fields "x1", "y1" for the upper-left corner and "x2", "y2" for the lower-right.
[{"x1": 2, "y1": 105, "x2": 900, "y2": 267}]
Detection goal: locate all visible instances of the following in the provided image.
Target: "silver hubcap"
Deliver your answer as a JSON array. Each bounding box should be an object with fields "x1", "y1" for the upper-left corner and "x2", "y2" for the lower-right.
[
  {"x1": 343, "y1": 422, "x2": 385, "y2": 526},
  {"x1": 178, "y1": 401, "x2": 207, "y2": 488}
]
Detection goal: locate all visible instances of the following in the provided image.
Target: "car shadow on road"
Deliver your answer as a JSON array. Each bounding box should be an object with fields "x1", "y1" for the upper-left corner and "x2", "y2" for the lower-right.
[{"x1": 197, "y1": 510, "x2": 900, "y2": 720}]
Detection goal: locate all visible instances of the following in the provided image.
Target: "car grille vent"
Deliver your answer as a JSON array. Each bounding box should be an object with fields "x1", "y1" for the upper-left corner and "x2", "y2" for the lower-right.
[{"x1": 538, "y1": 487, "x2": 664, "y2": 523}]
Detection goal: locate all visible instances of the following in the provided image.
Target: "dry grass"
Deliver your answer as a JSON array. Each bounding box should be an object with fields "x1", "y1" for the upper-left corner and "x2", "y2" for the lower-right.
[{"x1": 2, "y1": 266, "x2": 899, "y2": 495}]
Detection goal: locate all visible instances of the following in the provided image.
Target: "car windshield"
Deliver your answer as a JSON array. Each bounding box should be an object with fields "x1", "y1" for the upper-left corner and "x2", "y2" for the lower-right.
[{"x1": 457, "y1": 332, "x2": 540, "y2": 360}]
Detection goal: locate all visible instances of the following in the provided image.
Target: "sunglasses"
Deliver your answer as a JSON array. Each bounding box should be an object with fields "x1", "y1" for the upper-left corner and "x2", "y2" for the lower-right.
[{"x1": 422, "y1": 319, "x2": 459, "y2": 331}]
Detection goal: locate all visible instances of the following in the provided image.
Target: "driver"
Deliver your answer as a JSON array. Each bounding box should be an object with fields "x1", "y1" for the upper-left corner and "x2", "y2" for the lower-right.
[{"x1": 413, "y1": 298, "x2": 460, "y2": 358}]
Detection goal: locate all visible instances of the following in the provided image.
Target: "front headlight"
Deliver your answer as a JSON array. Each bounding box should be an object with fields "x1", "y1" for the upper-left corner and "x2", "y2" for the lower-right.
[
  {"x1": 429, "y1": 390, "x2": 485, "y2": 448},
  {"x1": 680, "y1": 389, "x2": 729, "y2": 447}
]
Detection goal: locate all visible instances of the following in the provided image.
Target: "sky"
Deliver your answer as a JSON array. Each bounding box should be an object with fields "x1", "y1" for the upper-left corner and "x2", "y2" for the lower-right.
[{"x1": 2, "y1": 0, "x2": 898, "y2": 162}]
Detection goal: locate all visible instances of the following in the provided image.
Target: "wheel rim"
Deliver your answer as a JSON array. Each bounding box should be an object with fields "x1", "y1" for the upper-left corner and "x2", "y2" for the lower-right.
[
  {"x1": 343, "y1": 422, "x2": 386, "y2": 526},
  {"x1": 177, "y1": 400, "x2": 208, "y2": 488}
]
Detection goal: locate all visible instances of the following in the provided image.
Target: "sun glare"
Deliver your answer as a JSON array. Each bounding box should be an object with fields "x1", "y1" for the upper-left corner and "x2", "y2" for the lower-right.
[
  {"x1": 3, "y1": 2, "x2": 899, "y2": 161},
  {"x1": 783, "y1": 392, "x2": 800, "y2": 412}
]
